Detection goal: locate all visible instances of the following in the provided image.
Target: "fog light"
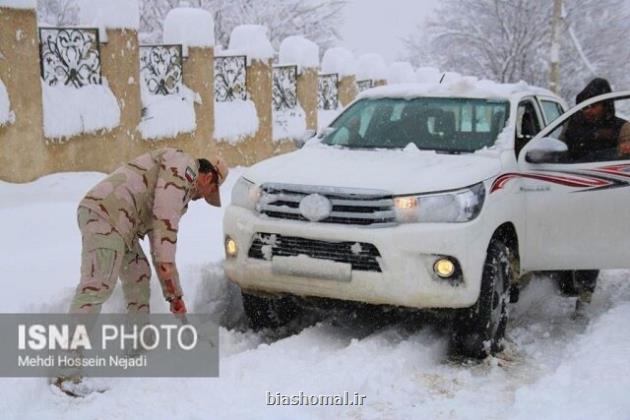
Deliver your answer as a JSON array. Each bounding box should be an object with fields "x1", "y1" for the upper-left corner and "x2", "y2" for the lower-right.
[
  {"x1": 225, "y1": 237, "x2": 238, "y2": 258},
  {"x1": 434, "y1": 258, "x2": 455, "y2": 278}
]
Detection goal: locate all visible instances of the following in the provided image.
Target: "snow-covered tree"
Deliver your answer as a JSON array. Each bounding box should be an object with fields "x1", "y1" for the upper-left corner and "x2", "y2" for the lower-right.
[
  {"x1": 140, "y1": 0, "x2": 346, "y2": 53},
  {"x1": 37, "y1": 0, "x2": 79, "y2": 26},
  {"x1": 403, "y1": 0, "x2": 630, "y2": 102}
]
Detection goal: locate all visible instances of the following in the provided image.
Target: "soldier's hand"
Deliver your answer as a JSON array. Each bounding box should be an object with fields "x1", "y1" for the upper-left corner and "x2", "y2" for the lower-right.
[{"x1": 170, "y1": 297, "x2": 187, "y2": 315}]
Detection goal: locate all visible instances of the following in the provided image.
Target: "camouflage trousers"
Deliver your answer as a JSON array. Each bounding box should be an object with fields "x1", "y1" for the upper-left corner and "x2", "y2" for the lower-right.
[{"x1": 69, "y1": 207, "x2": 151, "y2": 314}]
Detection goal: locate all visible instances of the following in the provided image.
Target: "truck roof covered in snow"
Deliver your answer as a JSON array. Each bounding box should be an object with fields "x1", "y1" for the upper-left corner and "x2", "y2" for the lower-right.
[{"x1": 359, "y1": 79, "x2": 557, "y2": 102}]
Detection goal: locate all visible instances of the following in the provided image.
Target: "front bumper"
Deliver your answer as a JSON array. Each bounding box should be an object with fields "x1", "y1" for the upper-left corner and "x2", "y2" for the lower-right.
[{"x1": 223, "y1": 206, "x2": 490, "y2": 309}]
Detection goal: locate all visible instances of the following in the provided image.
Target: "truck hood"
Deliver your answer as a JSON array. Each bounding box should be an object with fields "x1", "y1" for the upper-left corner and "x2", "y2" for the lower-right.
[{"x1": 244, "y1": 143, "x2": 502, "y2": 194}]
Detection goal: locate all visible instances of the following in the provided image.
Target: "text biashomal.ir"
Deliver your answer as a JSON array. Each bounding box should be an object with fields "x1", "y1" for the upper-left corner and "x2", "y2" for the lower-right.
[{"x1": 266, "y1": 391, "x2": 367, "y2": 406}]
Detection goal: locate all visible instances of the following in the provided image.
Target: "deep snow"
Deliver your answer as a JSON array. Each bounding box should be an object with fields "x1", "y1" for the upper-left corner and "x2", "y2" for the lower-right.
[{"x1": 1, "y1": 171, "x2": 629, "y2": 419}]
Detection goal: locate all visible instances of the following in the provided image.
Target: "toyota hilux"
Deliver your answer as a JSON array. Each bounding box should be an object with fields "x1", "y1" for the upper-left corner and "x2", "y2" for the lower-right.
[{"x1": 223, "y1": 80, "x2": 630, "y2": 357}]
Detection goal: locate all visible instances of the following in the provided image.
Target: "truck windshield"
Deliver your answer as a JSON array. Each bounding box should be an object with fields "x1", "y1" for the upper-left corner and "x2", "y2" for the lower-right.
[{"x1": 322, "y1": 97, "x2": 510, "y2": 152}]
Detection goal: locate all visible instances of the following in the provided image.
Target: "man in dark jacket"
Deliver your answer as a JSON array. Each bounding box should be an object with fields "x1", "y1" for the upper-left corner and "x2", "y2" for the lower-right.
[
  {"x1": 563, "y1": 78, "x2": 630, "y2": 162},
  {"x1": 561, "y1": 78, "x2": 630, "y2": 318}
]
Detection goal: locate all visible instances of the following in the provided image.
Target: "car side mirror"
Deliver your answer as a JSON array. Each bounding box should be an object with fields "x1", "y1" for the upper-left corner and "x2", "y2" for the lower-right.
[
  {"x1": 294, "y1": 129, "x2": 316, "y2": 149},
  {"x1": 525, "y1": 137, "x2": 568, "y2": 163}
]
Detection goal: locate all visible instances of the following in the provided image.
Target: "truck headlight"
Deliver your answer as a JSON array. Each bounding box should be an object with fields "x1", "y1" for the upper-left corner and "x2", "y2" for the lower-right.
[
  {"x1": 393, "y1": 183, "x2": 485, "y2": 223},
  {"x1": 231, "y1": 177, "x2": 260, "y2": 211}
]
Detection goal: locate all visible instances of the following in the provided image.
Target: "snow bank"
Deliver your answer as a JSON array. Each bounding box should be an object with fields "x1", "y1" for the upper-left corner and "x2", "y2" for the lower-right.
[
  {"x1": 163, "y1": 6, "x2": 214, "y2": 52},
  {"x1": 273, "y1": 106, "x2": 307, "y2": 141},
  {"x1": 0, "y1": 79, "x2": 14, "y2": 126},
  {"x1": 278, "y1": 35, "x2": 319, "y2": 70},
  {"x1": 360, "y1": 79, "x2": 554, "y2": 100},
  {"x1": 321, "y1": 47, "x2": 356, "y2": 77},
  {"x1": 356, "y1": 53, "x2": 388, "y2": 81},
  {"x1": 78, "y1": 0, "x2": 139, "y2": 30},
  {"x1": 0, "y1": 0, "x2": 35, "y2": 9},
  {"x1": 42, "y1": 81, "x2": 120, "y2": 140},
  {"x1": 138, "y1": 86, "x2": 200, "y2": 140},
  {"x1": 214, "y1": 100, "x2": 259, "y2": 143},
  {"x1": 416, "y1": 66, "x2": 441, "y2": 83},
  {"x1": 387, "y1": 61, "x2": 416, "y2": 84},
  {"x1": 512, "y1": 303, "x2": 630, "y2": 419},
  {"x1": 228, "y1": 25, "x2": 274, "y2": 64}
]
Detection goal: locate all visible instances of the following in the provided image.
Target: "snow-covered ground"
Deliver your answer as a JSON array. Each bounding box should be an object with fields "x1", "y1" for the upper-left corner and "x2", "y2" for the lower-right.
[{"x1": 1, "y1": 171, "x2": 629, "y2": 419}]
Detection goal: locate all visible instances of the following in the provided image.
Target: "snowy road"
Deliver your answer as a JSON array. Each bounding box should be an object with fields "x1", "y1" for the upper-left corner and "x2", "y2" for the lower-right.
[{"x1": 1, "y1": 172, "x2": 629, "y2": 419}]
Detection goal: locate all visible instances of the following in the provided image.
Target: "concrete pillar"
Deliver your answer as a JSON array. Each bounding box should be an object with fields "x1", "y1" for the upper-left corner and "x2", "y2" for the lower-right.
[
  {"x1": 163, "y1": 46, "x2": 216, "y2": 159},
  {"x1": 102, "y1": 29, "x2": 142, "y2": 145},
  {"x1": 0, "y1": 7, "x2": 45, "y2": 182},
  {"x1": 247, "y1": 59, "x2": 273, "y2": 161},
  {"x1": 297, "y1": 67, "x2": 318, "y2": 131},
  {"x1": 183, "y1": 47, "x2": 214, "y2": 156},
  {"x1": 338, "y1": 75, "x2": 359, "y2": 107}
]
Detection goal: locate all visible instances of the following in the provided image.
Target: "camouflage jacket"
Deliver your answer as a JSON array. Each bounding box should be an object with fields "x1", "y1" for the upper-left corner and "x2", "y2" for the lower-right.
[{"x1": 79, "y1": 148, "x2": 199, "y2": 300}]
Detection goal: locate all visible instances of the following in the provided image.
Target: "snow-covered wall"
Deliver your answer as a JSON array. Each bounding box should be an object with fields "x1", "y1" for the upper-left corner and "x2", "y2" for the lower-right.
[
  {"x1": 78, "y1": 0, "x2": 139, "y2": 30},
  {"x1": 0, "y1": 0, "x2": 35, "y2": 9},
  {"x1": 273, "y1": 106, "x2": 307, "y2": 141},
  {"x1": 0, "y1": 79, "x2": 14, "y2": 126},
  {"x1": 214, "y1": 100, "x2": 259, "y2": 144},
  {"x1": 279, "y1": 36, "x2": 319, "y2": 70},
  {"x1": 228, "y1": 25, "x2": 274, "y2": 64},
  {"x1": 138, "y1": 84, "x2": 200, "y2": 140},
  {"x1": 42, "y1": 81, "x2": 120, "y2": 140},
  {"x1": 321, "y1": 47, "x2": 357, "y2": 77},
  {"x1": 163, "y1": 6, "x2": 214, "y2": 52}
]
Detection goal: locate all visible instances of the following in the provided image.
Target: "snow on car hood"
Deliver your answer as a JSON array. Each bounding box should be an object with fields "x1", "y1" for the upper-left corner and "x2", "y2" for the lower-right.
[{"x1": 244, "y1": 142, "x2": 502, "y2": 195}]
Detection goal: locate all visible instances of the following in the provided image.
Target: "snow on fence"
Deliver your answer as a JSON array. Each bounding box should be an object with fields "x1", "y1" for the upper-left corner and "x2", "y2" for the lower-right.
[
  {"x1": 214, "y1": 55, "x2": 247, "y2": 102},
  {"x1": 272, "y1": 64, "x2": 305, "y2": 141},
  {"x1": 38, "y1": 26, "x2": 120, "y2": 140},
  {"x1": 318, "y1": 73, "x2": 339, "y2": 111},
  {"x1": 357, "y1": 79, "x2": 374, "y2": 92},
  {"x1": 272, "y1": 65, "x2": 297, "y2": 112},
  {"x1": 138, "y1": 44, "x2": 199, "y2": 140},
  {"x1": 0, "y1": 3, "x2": 396, "y2": 182},
  {"x1": 39, "y1": 27, "x2": 102, "y2": 87},
  {"x1": 139, "y1": 44, "x2": 183, "y2": 95}
]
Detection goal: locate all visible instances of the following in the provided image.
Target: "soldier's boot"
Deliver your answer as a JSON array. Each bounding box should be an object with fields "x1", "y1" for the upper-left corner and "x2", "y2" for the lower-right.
[{"x1": 572, "y1": 270, "x2": 598, "y2": 321}]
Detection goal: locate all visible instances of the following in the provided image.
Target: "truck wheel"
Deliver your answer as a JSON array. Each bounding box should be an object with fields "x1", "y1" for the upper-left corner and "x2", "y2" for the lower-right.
[
  {"x1": 241, "y1": 292, "x2": 302, "y2": 331},
  {"x1": 451, "y1": 240, "x2": 512, "y2": 358}
]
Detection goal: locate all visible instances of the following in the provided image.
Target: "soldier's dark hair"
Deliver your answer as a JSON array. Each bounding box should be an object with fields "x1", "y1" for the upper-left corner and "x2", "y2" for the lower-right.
[{"x1": 197, "y1": 158, "x2": 216, "y2": 174}]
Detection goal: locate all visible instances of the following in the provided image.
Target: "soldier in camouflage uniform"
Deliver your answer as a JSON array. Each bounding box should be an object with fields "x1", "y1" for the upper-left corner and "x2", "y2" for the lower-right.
[{"x1": 69, "y1": 148, "x2": 229, "y2": 315}]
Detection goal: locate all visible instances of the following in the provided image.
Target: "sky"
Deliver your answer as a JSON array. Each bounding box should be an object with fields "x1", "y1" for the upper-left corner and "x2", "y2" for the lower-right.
[{"x1": 339, "y1": 0, "x2": 440, "y2": 63}]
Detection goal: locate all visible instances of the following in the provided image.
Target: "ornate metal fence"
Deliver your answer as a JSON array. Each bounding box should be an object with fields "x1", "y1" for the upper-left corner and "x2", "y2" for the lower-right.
[
  {"x1": 214, "y1": 55, "x2": 247, "y2": 102},
  {"x1": 139, "y1": 45, "x2": 183, "y2": 95},
  {"x1": 357, "y1": 79, "x2": 373, "y2": 92},
  {"x1": 272, "y1": 65, "x2": 297, "y2": 112},
  {"x1": 39, "y1": 27, "x2": 102, "y2": 87},
  {"x1": 318, "y1": 74, "x2": 339, "y2": 110}
]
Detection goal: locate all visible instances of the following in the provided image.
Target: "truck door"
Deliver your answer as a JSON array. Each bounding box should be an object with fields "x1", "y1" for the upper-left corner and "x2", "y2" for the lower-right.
[{"x1": 516, "y1": 92, "x2": 630, "y2": 270}]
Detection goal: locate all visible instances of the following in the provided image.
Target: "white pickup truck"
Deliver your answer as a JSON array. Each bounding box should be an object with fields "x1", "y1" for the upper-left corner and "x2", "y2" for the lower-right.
[{"x1": 223, "y1": 80, "x2": 630, "y2": 357}]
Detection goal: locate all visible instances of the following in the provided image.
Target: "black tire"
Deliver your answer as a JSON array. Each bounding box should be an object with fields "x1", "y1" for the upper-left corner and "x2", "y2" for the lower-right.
[
  {"x1": 451, "y1": 240, "x2": 512, "y2": 358},
  {"x1": 241, "y1": 292, "x2": 302, "y2": 331},
  {"x1": 556, "y1": 270, "x2": 599, "y2": 297}
]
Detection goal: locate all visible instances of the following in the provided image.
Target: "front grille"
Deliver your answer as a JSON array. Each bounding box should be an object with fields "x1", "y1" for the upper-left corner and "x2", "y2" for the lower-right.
[
  {"x1": 248, "y1": 233, "x2": 382, "y2": 272},
  {"x1": 257, "y1": 184, "x2": 396, "y2": 226}
]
